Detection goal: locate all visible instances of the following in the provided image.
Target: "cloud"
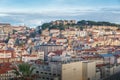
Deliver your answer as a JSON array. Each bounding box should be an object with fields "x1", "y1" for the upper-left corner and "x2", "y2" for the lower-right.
[
  {"x1": 24, "y1": 19, "x2": 42, "y2": 27},
  {"x1": 0, "y1": 7, "x2": 120, "y2": 27},
  {"x1": 102, "y1": 8, "x2": 120, "y2": 11},
  {"x1": 0, "y1": 13, "x2": 11, "y2": 16}
]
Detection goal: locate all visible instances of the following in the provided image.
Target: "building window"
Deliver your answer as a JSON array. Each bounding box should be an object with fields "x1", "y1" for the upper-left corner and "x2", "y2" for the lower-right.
[
  {"x1": 58, "y1": 74, "x2": 60, "y2": 76},
  {"x1": 49, "y1": 73, "x2": 51, "y2": 75},
  {"x1": 36, "y1": 71, "x2": 39, "y2": 74},
  {"x1": 53, "y1": 74, "x2": 56, "y2": 76}
]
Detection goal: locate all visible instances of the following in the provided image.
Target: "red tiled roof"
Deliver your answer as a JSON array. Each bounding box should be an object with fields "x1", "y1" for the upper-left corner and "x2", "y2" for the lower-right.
[
  {"x1": 48, "y1": 50, "x2": 63, "y2": 55},
  {"x1": 22, "y1": 54, "x2": 37, "y2": 57},
  {"x1": 82, "y1": 48, "x2": 97, "y2": 52},
  {"x1": 96, "y1": 63, "x2": 106, "y2": 67},
  {"x1": 0, "y1": 62, "x2": 14, "y2": 74}
]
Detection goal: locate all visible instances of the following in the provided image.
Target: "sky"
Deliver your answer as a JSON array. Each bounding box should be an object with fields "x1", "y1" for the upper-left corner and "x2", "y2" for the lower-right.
[{"x1": 0, "y1": 0, "x2": 120, "y2": 27}]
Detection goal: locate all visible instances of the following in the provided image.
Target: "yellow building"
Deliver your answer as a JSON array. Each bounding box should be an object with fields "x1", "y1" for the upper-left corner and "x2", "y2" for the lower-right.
[
  {"x1": 0, "y1": 23, "x2": 12, "y2": 34},
  {"x1": 92, "y1": 26, "x2": 118, "y2": 30},
  {"x1": 62, "y1": 61, "x2": 96, "y2": 80}
]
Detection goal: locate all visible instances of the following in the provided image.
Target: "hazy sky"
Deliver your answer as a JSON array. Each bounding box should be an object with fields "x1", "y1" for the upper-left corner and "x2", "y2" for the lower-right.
[{"x1": 0, "y1": 0, "x2": 120, "y2": 27}]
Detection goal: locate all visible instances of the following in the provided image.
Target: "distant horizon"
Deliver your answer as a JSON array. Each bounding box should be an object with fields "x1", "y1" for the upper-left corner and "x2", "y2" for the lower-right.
[
  {"x1": 1, "y1": 19, "x2": 120, "y2": 27},
  {"x1": 0, "y1": 0, "x2": 120, "y2": 27},
  {"x1": 1, "y1": 19, "x2": 120, "y2": 28}
]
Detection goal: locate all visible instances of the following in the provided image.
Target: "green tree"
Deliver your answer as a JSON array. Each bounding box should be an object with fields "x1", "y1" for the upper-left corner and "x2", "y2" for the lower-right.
[
  {"x1": 13, "y1": 63, "x2": 35, "y2": 80},
  {"x1": 80, "y1": 26, "x2": 83, "y2": 31},
  {"x1": 77, "y1": 20, "x2": 86, "y2": 26},
  {"x1": 15, "y1": 38, "x2": 20, "y2": 46},
  {"x1": 4, "y1": 35, "x2": 10, "y2": 43},
  {"x1": 41, "y1": 23, "x2": 51, "y2": 30},
  {"x1": 30, "y1": 31, "x2": 36, "y2": 38},
  {"x1": 77, "y1": 20, "x2": 120, "y2": 27},
  {"x1": 13, "y1": 30, "x2": 17, "y2": 34}
]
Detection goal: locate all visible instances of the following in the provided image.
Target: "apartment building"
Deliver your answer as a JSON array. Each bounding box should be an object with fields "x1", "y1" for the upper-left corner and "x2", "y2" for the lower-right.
[
  {"x1": 62, "y1": 61, "x2": 96, "y2": 80},
  {"x1": 0, "y1": 23, "x2": 12, "y2": 34},
  {"x1": 39, "y1": 44, "x2": 63, "y2": 60}
]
